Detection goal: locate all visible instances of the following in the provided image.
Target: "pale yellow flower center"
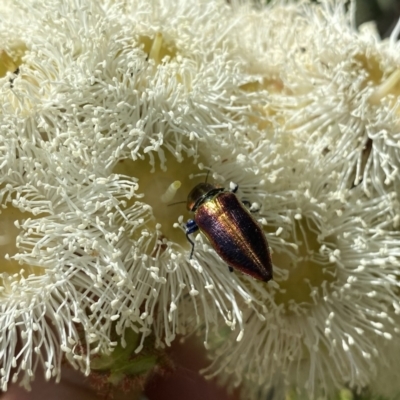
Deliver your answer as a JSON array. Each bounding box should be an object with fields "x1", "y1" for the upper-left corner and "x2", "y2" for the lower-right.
[
  {"x1": 355, "y1": 52, "x2": 400, "y2": 105},
  {"x1": 271, "y1": 219, "x2": 337, "y2": 314},
  {"x1": 0, "y1": 44, "x2": 26, "y2": 78},
  {"x1": 138, "y1": 33, "x2": 177, "y2": 65},
  {"x1": 113, "y1": 154, "x2": 207, "y2": 251}
]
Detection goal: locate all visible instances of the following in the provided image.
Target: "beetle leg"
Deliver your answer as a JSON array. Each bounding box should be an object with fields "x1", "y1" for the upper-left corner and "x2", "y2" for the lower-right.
[
  {"x1": 242, "y1": 200, "x2": 251, "y2": 208},
  {"x1": 243, "y1": 200, "x2": 261, "y2": 213},
  {"x1": 185, "y1": 219, "x2": 199, "y2": 259},
  {"x1": 186, "y1": 232, "x2": 196, "y2": 259},
  {"x1": 229, "y1": 182, "x2": 239, "y2": 193},
  {"x1": 228, "y1": 266, "x2": 234, "y2": 273}
]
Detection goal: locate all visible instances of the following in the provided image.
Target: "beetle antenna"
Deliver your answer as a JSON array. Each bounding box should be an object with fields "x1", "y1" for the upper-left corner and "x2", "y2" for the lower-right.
[
  {"x1": 204, "y1": 169, "x2": 210, "y2": 183},
  {"x1": 167, "y1": 200, "x2": 186, "y2": 206}
]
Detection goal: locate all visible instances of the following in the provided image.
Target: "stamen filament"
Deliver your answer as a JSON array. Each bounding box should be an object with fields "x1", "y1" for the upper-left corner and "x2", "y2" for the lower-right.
[{"x1": 161, "y1": 181, "x2": 181, "y2": 203}]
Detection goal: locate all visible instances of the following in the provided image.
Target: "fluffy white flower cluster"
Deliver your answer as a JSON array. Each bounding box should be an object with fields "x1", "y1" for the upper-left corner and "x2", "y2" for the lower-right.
[{"x1": 0, "y1": 0, "x2": 400, "y2": 399}]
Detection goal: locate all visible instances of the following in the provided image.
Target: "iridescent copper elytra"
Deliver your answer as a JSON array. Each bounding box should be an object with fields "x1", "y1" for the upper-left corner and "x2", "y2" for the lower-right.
[{"x1": 185, "y1": 180, "x2": 273, "y2": 282}]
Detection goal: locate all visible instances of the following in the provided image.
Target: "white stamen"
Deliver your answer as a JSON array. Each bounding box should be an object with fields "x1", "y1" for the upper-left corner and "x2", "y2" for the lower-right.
[
  {"x1": 149, "y1": 32, "x2": 163, "y2": 63},
  {"x1": 369, "y1": 69, "x2": 400, "y2": 105},
  {"x1": 161, "y1": 181, "x2": 182, "y2": 203}
]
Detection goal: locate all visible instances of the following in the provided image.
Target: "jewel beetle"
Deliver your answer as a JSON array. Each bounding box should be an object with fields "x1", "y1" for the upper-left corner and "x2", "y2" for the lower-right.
[{"x1": 185, "y1": 180, "x2": 273, "y2": 282}]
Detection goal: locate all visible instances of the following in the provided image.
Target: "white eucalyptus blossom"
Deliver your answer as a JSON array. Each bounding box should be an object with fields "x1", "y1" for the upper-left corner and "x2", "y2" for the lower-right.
[
  {"x1": 233, "y1": 0, "x2": 400, "y2": 199},
  {"x1": 0, "y1": 0, "x2": 279, "y2": 391},
  {"x1": 0, "y1": 140, "x2": 155, "y2": 390},
  {"x1": 2, "y1": 0, "x2": 400, "y2": 398},
  {"x1": 206, "y1": 169, "x2": 400, "y2": 398},
  {"x1": 202, "y1": 1, "x2": 400, "y2": 399}
]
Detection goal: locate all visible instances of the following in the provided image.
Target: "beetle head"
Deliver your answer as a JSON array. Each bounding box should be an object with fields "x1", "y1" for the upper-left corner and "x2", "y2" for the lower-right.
[{"x1": 187, "y1": 182, "x2": 219, "y2": 211}]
